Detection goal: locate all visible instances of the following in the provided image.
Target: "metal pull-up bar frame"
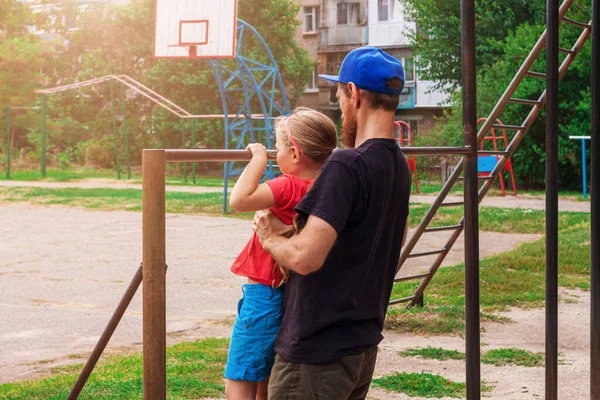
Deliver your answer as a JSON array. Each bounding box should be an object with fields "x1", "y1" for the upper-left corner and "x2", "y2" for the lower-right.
[{"x1": 140, "y1": 145, "x2": 477, "y2": 399}]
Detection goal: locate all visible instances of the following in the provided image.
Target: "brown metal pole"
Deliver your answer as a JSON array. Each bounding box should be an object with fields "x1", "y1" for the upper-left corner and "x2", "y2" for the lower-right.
[
  {"x1": 591, "y1": 0, "x2": 599, "y2": 397},
  {"x1": 142, "y1": 149, "x2": 166, "y2": 400},
  {"x1": 67, "y1": 265, "x2": 143, "y2": 400},
  {"x1": 546, "y1": 0, "x2": 559, "y2": 397},
  {"x1": 165, "y1": 147, "x2": 472, "y2": 163},
  {"x1": 461, "y1": 0, "x2": 480, "y2": 397}
]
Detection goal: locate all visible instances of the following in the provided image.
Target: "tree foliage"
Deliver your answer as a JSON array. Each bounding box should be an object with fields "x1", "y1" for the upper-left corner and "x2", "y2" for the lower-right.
[
  {"x1": 1, "y1": 0, "x2": 312, "y2": 170},
  {"x1": 411, "y1": 0, "x2": 592, "y2": 189}
]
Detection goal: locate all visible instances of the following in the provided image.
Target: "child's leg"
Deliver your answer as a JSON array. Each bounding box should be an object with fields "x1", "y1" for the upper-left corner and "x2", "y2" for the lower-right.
[
  {"x1": 225, "y1": 379, "x2": 258, "y2": 400},
  {"x1": 256, "y1": 377, "x2": 269, "y2": 400}
]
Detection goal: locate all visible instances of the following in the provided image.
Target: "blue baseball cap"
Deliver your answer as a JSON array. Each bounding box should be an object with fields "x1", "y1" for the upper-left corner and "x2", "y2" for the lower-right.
[{"x1": 319, "y1": 46, "x2": 405, "y2": 95}]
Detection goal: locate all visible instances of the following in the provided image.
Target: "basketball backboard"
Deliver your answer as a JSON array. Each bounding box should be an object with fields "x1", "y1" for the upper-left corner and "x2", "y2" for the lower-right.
[{"x1": 154, "y1": 0, "x2": 238, "y2": 59}]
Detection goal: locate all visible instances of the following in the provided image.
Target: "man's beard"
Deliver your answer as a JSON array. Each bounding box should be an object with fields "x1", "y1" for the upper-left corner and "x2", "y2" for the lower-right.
[{"x1": 341, "y1": 107, "x2": 357, "y2": 148}]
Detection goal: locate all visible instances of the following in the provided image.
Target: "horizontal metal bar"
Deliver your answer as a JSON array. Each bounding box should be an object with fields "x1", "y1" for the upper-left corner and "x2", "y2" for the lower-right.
[
  {"x1": 394, "y1": 272, "x2": 430, "y2": 283},
  {"x1": 407, "y1": 249, "x2": 446, "y2": 258},
  {"x1": 10, "y1": 106, "x2": 41, "y2": 110},
  {"x1": 182, "y1": 114, "x2": 266, "y2": 120},
  {"x1": 424, "y1": 224, "x2": 463, "y2": 233},
  {"x1": 402, "y1": 146, "x2": 473, "y2": 156},
  {"x1": 165, "y1": 149, "x2": 278, "y2": 162},
  {"x1": 569, "y1": 135, "x2": 591, "y2": 140},
  {"x1": 559, "y1": 47, "x2": 576, "y2": 55},
  {"x1": 492, "y1": 124, "x2": 525, "y2": 130},
  {"x1": 562, "y1": 17, "x2": 591, "y2": 29},
  {"x1": 478, "y1": 150, "x2": 509, "y2": 155},
  {"x1": 458, "y1": 175, "x2": 494, "y2": 180},
  {"x1": 441, "y1": 201, "x2": 465, "y2": 207},
  {"x1": 388, "y1": 295, "x2": 417, "y2": 305},
  {"x1": 509, "y1": 98, "x2": 542, "y2": 106},
  {"x1": 526, "y1": 71, "x2": 547, "y2": 78},
  {"x1": 163, "y1": 146, "x2": 474, "y2": 163}
]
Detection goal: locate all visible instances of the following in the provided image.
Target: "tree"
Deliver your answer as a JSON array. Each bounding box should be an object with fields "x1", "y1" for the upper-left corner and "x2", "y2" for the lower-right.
[
  {"x1": 40, "y1": 0, "x2": 313, "y2": 168},
  {"x1": 418, "y1": 8, "x2": 593, "y2": 189},
  {"x1": 405, "y1": 0, "x2": 545, "y2": 92}
]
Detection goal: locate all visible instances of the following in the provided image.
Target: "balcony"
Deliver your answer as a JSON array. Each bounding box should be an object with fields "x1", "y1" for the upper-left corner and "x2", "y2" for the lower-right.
[
  {"x1": 318, "y1": 86, "x2": 340, "y2": 110},
  {"x1": 319, "y1": 25, "x2": 368, "y2": 47},
  {"x1": 415, "y1": 80, "x2": 451, "y2": 108}
]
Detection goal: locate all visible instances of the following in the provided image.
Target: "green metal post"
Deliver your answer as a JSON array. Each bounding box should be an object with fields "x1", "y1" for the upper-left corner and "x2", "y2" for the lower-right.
[
  {"x1": 40, "y1": 95, "x2": 47, "y2": 177},
  {"x1": 110, "y1": 79, "x2": 121, "y2": 179},
  {"x1": 191, "y1": 119, "x2": 196, "y2": 184},
  {"x1": 181, "y1": 119, "x2": 187, "y2": 183},
  {"x1": 5, "y1": 107, "x2": 11, "y2": 179},
  {"x1": 120, "y1": 83, "x2": 131, "y2": 179}
]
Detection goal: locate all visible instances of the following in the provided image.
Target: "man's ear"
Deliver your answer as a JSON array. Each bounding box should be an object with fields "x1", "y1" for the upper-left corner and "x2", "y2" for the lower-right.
[{"x1": 347, "y1": 82, "x2": 361, "y2": 108}]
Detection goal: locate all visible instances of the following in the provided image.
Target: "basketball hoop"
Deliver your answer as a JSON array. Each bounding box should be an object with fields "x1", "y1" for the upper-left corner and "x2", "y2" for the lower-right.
[{"x1": 154, "y1": 0, "x2": 237, "y2": 59}]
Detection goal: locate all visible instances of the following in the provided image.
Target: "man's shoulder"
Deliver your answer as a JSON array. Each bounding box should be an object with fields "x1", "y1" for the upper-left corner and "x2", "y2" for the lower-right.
[
  {"x1": 326, "y1": 147, "x2": 368, "y2": 168},
  {"x1": 327, "y1": 140, "x2": 402, "y2": 168}
]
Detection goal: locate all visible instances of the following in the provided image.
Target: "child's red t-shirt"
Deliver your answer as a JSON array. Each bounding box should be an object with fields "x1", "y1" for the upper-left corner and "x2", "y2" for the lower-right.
[{"x1": 230, "y1": 174, "x2": 311, "y2": 287}]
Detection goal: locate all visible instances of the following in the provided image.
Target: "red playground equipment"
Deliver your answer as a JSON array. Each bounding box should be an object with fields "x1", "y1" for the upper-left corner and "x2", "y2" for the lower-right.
[
  {"x1": 394, "y1": 120, "x2": 419, "y2": 193},
  {"x1": 477, "y1": 118, "x2": 517, "y2": 196}
]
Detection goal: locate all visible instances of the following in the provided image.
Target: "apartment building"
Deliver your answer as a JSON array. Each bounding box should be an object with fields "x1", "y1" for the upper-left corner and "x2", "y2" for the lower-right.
[
  {"x1": 295, "y1": 0, "x2": 450, "y2": 137},
  {"x1": 294, "y1": 0, "x2": 321, "y2": 109}
]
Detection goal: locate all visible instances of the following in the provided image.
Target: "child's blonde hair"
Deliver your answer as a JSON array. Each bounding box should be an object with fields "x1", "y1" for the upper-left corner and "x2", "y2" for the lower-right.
[
  {"x1": 274, "y1": 107, "x2": 338, "y2": 166},
  {"x1": 272, "y1": 107, "x2": 337, "y2": 287}
]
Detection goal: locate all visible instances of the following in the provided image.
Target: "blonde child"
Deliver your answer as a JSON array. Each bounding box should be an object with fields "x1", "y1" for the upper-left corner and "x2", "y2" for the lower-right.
[{"x1": 224, "y1": 108, "x2": 337, "y2": 400}]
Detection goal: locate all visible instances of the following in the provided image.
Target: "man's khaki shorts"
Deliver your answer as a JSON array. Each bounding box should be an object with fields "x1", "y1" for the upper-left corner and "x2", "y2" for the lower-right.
[{"x1": 268, "y1": 346, "x2": 378, "y2": 400}]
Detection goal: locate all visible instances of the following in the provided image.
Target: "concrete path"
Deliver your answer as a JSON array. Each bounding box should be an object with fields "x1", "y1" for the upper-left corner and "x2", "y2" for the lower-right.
[
  {"x1": 410, "y1": 193, "x2": 590, "y2": 212},
  {"x1": 0, "y1": 204, "x2": 541, "y2": 383}
]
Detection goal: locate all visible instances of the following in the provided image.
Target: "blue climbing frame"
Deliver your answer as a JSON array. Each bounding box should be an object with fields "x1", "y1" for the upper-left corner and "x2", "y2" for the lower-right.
[
  {"x1": 570, "y1": 135, "x2": 591, "y2": 198},
  {"x1": 209, "y1": 19, "x2": 290, "y2": 213}
]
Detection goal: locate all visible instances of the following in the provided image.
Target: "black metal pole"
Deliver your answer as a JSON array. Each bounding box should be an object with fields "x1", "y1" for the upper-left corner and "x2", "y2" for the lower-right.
[
  {"x1": 67, "y1": 265, "x2": 143, "y2": 400},
  {"x1": 461, "y1": 0, "x2": 480, "y2": 397},
  {"x1": 591, "y1": 0, "x2": 599, "y2": 397},
  {"x1": 545, "y1": 0, "x2": 559, "y2": 398}
]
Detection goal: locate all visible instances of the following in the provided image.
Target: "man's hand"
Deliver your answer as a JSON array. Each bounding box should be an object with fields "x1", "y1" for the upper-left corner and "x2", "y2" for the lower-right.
[{"x1": 253, "y1": 210, "x2": 293, "y2": 252}]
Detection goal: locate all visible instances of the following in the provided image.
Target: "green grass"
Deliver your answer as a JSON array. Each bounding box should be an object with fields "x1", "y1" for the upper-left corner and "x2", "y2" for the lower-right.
[
  {"x1": 399, "y1": 346, "x2": 544, "y2": 367},
  {"x1": 0, "y1": 337, "x2": 229, "y2": 399},
  {"x1": 0, "y1": 167, "x2": 229, "y2": 187},
  {"x1": 387, "y1": 221, "x2": 590, "y2": 335},
  {"x1": 0, "y1": 168, "x2": 119, "y2": 182},
  {"x1": 482, "y1": 348, "x2": 544, "y2": 367},
  {"x1": 408, "y1": 203, "x2": 589, "y2": 234},
  {"x1": 399, "y1": 346, "x2": 465, "y2": 361},
  {"x1": 372, "y1": 372, "x2": 491, "y2": 398}
]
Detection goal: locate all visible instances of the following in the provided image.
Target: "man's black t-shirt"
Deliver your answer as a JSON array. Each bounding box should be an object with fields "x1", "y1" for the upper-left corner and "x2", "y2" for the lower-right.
[{"x1": 274, "y1": 138, "x2": 411, "y2": 364}]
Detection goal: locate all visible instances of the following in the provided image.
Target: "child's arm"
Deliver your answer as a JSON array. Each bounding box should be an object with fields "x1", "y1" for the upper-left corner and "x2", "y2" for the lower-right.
[{"x1": 229, "y1": 143, "x2": 276, "y2": 213}]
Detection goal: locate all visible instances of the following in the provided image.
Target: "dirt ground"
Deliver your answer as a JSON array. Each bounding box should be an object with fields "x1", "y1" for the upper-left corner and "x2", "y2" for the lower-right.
[{"x1": 0, "y1": 203, "x2": 591, "y2": 399}]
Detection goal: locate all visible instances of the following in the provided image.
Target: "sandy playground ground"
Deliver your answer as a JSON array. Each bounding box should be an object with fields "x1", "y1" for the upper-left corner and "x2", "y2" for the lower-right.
[{"x1": 0, "y1": 203, "x2": 592, "y2": 399}]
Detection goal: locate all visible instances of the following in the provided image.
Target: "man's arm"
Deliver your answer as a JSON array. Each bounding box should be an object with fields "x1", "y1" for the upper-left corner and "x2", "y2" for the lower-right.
[{"x1": 254, "y1": 210, "x2": 337, "y2": 275}]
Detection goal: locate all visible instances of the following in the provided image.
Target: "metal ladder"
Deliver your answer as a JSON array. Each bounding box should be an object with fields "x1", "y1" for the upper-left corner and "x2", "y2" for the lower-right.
[{"x1": 391, "y1": 0, "x2": 592, "y2": 307}]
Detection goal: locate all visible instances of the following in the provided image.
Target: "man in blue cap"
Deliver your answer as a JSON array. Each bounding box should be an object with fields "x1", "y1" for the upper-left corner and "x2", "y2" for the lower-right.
[{"x1": 254, "y1": 46, "x2": 411, "y2": 399}]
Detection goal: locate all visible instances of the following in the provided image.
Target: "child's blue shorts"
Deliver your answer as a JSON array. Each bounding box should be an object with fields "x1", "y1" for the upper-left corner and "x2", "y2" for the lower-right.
[{"x1": 225, "y1": 283, "x2": 284, "y2": 382}]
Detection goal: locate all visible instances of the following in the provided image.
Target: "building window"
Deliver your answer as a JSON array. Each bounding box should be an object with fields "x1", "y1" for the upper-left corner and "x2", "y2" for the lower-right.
[
  {"x1": 303, "y1": 6, "x2": 319, "y2": 33},
  {"x1": 326, "y1": 52, "x2": 348, "y2": 76},
  {"x1": 305, "y1": 65, "x2": 318, "y2": 92},
  {"x1": 378, "y1": 0, "x2": 395, "y2": 21},
  {"x1": 337, "y1": 2, "x2": 359, "y2": 25},
  {"x1": 404, "y1": 57, "x2": 415, "y2": 82}
]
